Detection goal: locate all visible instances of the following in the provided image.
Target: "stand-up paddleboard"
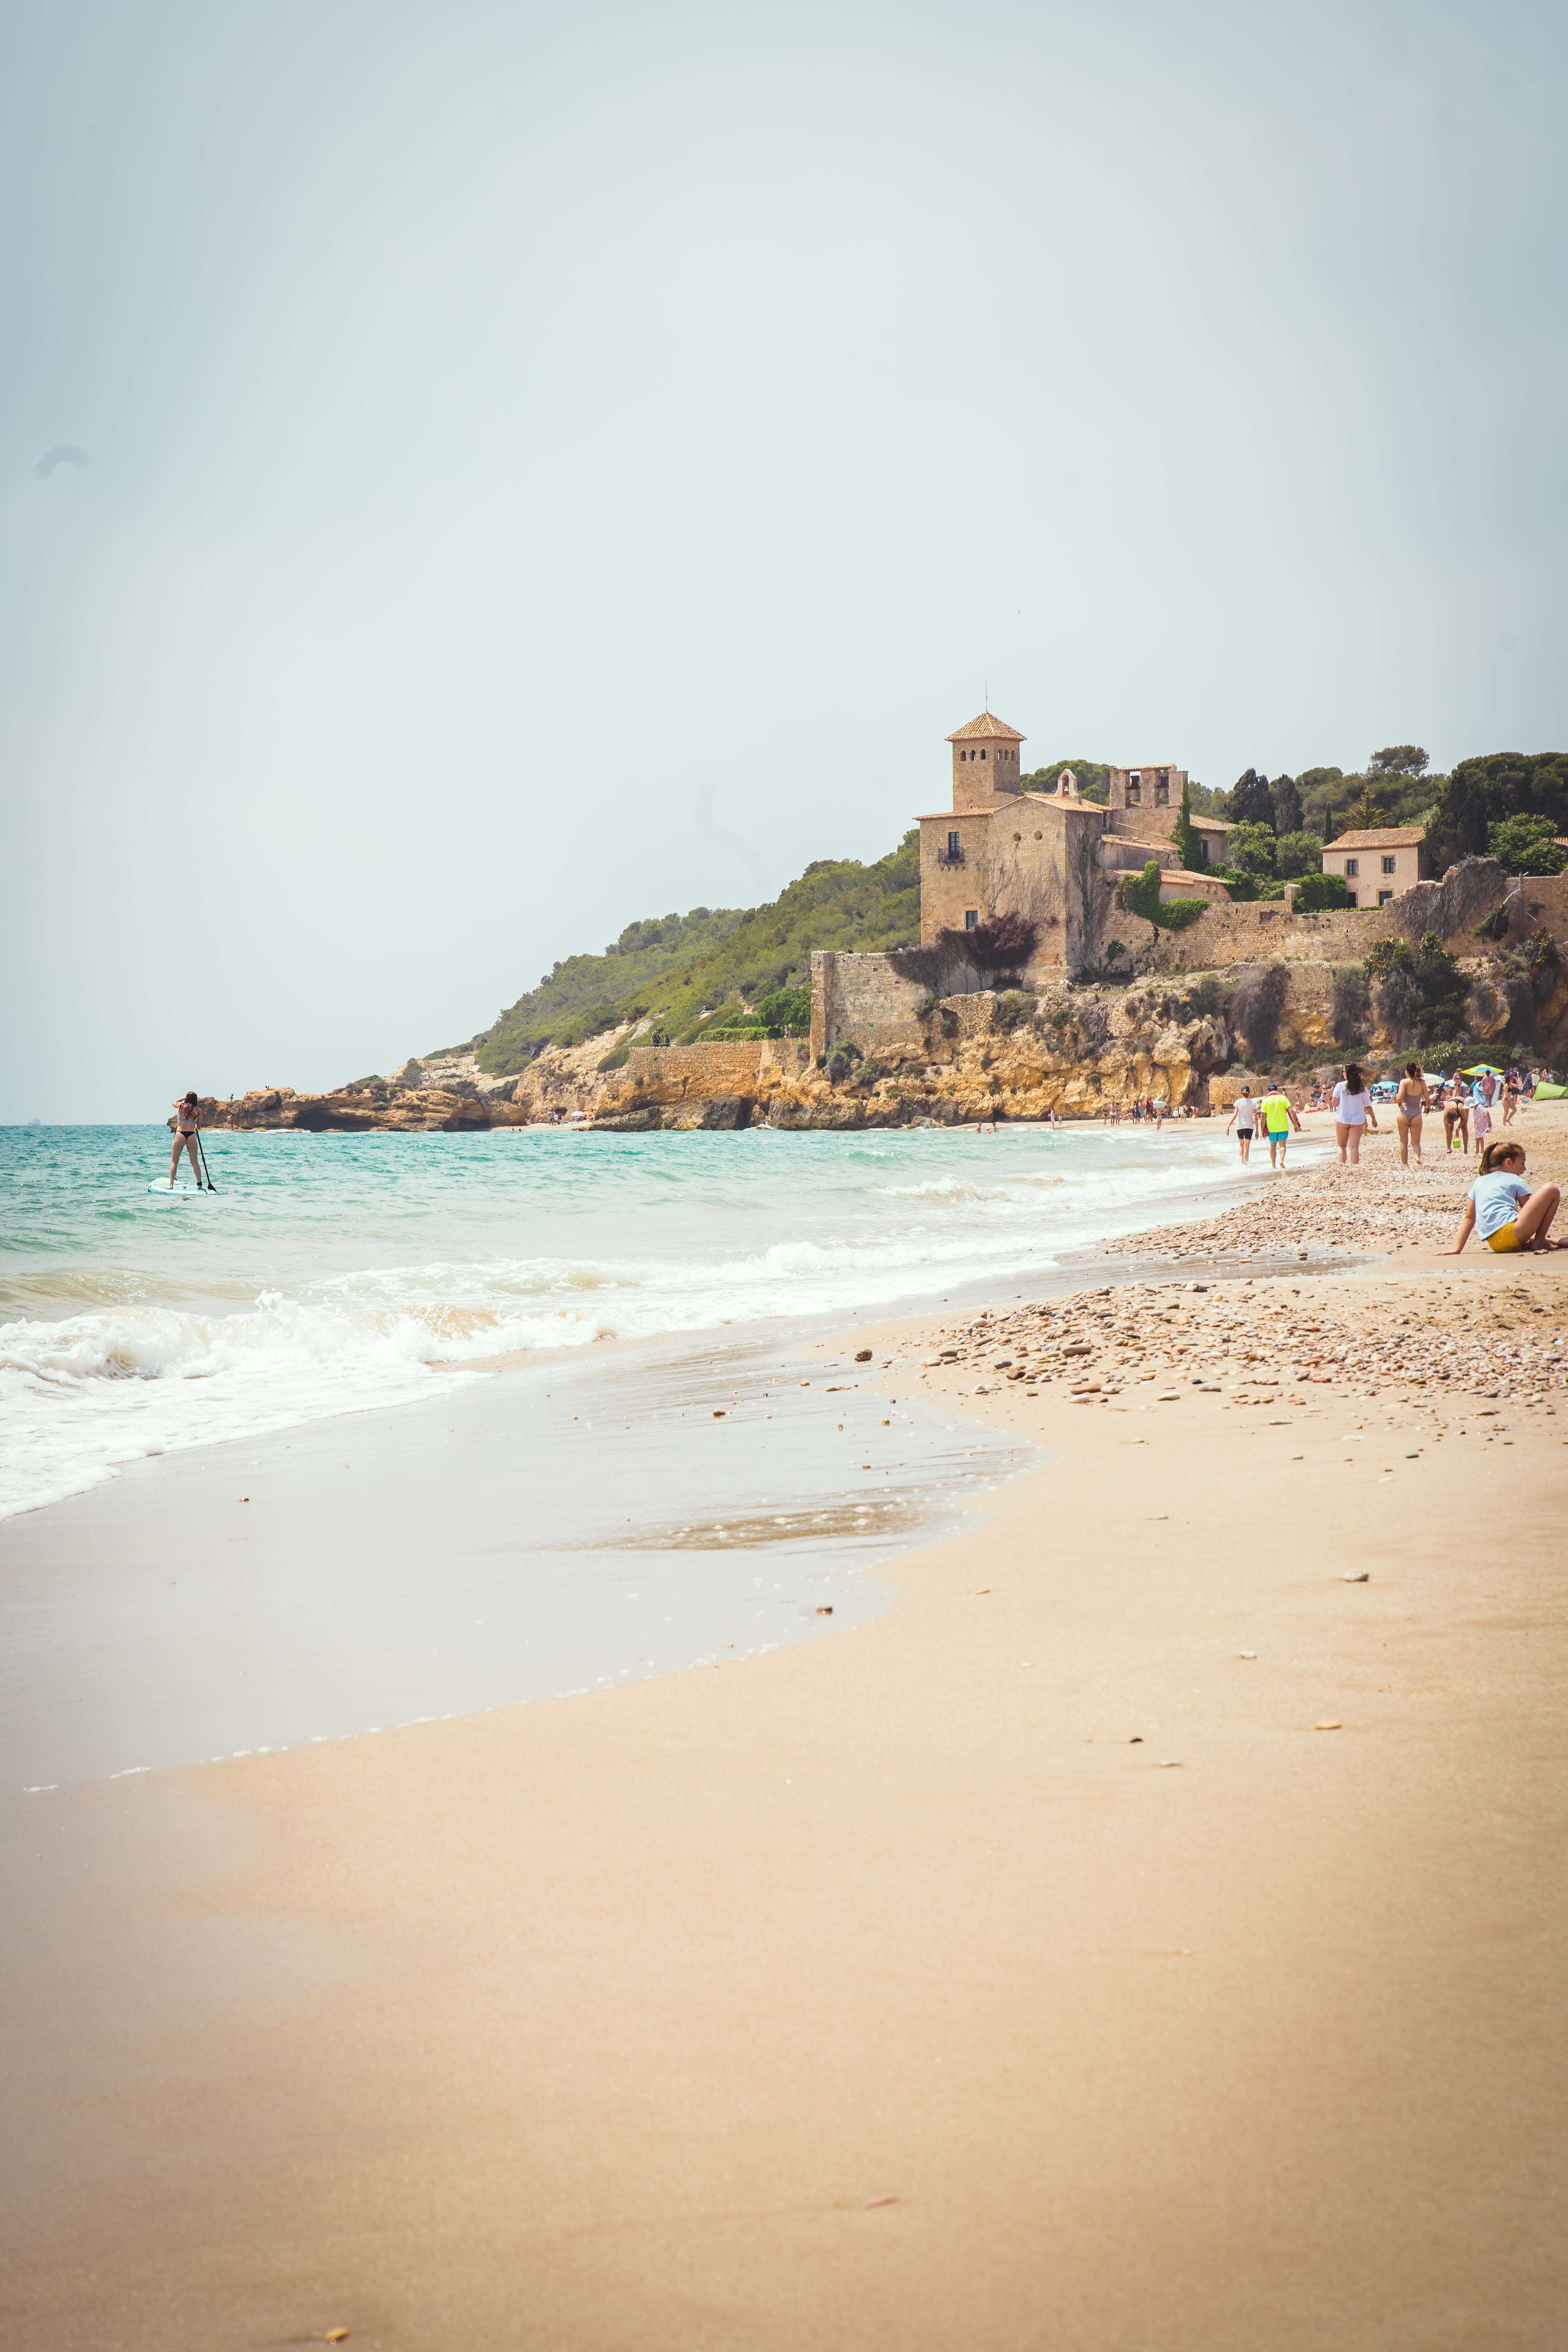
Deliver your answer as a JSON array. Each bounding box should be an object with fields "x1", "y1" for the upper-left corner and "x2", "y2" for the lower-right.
[{"x1": 147, "y1": 1181, "x2": 211, "y2": 1195}]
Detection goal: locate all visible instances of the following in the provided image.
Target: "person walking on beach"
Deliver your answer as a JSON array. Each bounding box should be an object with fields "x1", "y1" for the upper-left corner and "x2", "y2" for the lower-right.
[
  {"x1": 1440, "y1": 1138, "x2": 1562, "y2": 1255},
  {"x1": 1470, "y1": 1073, "x2": 1497, "y2": 1158},
  {"x1": 1393, "y1": 1063, "x2": 1429, "y2": 1166},
  {"x1": 1227, "y1": 1089, "x2": 1259, "y2": 1164},
  {"x1": 167, "y1": 1092, "x2": 203, "y2": 1187},
  {"x1": 1503, "y1": 1071, "x2": 1521, "y2": 1126},
  {"x1": 1443, "y1": 1084, "x2": 1470, "y2": 1155},
  {"x1": 1331, "y1": 1063, "x2": 1377, "y2": 1166},
  {"x1": 1258, "y1": 1085, "x2": 1301, "y2": 1169}
]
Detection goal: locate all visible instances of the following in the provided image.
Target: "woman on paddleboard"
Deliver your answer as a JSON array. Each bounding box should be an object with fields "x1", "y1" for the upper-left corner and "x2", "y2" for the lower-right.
[{"x1": 168, "y1": 1092, "x2": 203, "y2": 1187}]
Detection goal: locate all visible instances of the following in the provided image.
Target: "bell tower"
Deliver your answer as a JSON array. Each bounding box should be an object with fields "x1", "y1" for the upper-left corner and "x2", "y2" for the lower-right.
[{"x1": 946, "y1": 711, "x2": 1026, "y2": 811}]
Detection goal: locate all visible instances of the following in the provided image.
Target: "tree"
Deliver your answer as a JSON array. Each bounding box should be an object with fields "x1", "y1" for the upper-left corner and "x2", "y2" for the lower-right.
[
  {"x1": 1269, "y1": 773, "x2": 1303, "y2": 834},
  {"x1": 1274, "y1": 829, "x2": 1324, "y2": 879},
  {"x1": 1227, "y1": 768, "x2": 1274, "y2": 828},
  {"x1": 1345, "y1": 779, "x2": 1388, "y2": 829},
  {"x1": 1368, "y1": 745, "x2": 1428, "y2": 779},
  {"x1": 1223, "y1": 820, "x2": 1278, "y2": 885},
  {"x1": 1172, "y1": 775, "x2": 1200, "y2": 870},
  {"x1": 1488, "y1": 813, "x2": 1568, "y2": 876},
  {"x1": 1425, "y1": 752, "x2": 1568, "y2": 868}
]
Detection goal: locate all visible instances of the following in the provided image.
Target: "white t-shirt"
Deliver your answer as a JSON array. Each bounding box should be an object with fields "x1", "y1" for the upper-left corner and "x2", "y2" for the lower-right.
[
  {"x1": 1232, "y1": 1095, "x2": 1258, "y2": 1129},
  {"x1": 1332, "y1": 1082, "x2": 1371, "y2": 1125}
]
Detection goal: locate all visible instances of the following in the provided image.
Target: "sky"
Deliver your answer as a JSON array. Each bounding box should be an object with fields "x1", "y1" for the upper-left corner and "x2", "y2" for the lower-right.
[{"x1": 2, "y1": 0, "x2": 1565, "y2": 1120}]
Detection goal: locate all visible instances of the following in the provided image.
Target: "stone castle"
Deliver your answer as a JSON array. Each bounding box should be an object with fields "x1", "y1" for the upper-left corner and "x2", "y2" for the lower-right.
[{"x1": 917, "y1": 711, "x2": 1232, "y2": 978}]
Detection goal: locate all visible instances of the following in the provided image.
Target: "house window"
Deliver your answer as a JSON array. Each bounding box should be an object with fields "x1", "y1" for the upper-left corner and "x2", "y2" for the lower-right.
[
  {"x1": 947, "y1": 831, "x2": 961, "y2": 857},
  {"x1": 1127, "y1": 780, "x2": 1141, "y2": 805},
  {"x1": 1381, "y1": 855, "x2": 1396, "y2": 874},
  {"x1": 1346, "y1": 889, "x2": 1358, "y2": 906},
  {"x1": 1345, "y1": 857, "x2": 1359, "y2": 877},
  {"x1": 964, "y1": 909, "x2": 979, "y2": 931},
  {"x1": 1378, "y1": 890, "x2": 1394, "y2": 906},
  {"x1": 1198, "y1": 839, "x2": 1209, "y2": 864}
]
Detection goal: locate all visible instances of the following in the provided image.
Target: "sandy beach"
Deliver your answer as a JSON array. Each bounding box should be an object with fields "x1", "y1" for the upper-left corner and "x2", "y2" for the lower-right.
[{"x1": 4, "y1": 1108, "x2": 1566, "y2": 2350}]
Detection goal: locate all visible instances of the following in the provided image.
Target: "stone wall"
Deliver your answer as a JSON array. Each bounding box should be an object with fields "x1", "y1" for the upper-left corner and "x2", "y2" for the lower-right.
[
  {"x1": 1143, "y1": 857, "x2": 1517, "y2": 973},
  {"x1": 811, "y1": 950, "x2": 930, "y2": 1057},
  {"x1": 620, "y1": 1038, "x2": 809, "y2": 1100}
]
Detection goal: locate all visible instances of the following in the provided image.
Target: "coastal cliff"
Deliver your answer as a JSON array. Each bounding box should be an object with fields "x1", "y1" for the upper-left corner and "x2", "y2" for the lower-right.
[{"x1": 202, "y1": 861, "x2": 1568, "y2": 1134}]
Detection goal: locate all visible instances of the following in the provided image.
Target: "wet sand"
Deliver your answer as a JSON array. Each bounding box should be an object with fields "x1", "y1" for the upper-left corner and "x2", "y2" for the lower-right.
[{"x1": 3, "y1": 1111, "x2": 1566, "y2": 2349}]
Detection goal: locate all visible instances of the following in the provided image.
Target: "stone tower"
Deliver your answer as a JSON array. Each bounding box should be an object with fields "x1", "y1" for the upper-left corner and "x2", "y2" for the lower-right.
[{"x1": 946, "y1": 711, "x2": 1026, "y2": 812}]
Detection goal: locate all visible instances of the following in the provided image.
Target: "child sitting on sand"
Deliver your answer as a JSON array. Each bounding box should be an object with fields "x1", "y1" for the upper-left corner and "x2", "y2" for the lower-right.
[{"x1": 1439, "y1": 1139, "x2": 1562, "y2": 1255}]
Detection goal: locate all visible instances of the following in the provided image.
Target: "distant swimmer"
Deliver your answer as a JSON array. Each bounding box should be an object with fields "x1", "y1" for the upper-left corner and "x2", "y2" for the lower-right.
[{"x1": 168, "y1": 1091, "x2": 203, "y2": 1188}]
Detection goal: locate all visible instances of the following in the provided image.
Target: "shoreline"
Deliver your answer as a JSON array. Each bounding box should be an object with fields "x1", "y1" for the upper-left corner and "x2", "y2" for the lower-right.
[{"x1": 3, "y1": 1112, "x2": 1565, "y2": 2347}]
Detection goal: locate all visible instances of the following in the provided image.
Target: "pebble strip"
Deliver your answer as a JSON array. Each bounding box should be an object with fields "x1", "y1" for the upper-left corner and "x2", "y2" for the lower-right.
[{"x1": 911, "y1": 1120, "x2": 1568, "y2": 1421}]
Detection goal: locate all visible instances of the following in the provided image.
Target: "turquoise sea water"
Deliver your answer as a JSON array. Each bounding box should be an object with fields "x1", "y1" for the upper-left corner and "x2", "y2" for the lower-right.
[{"x1": 0, "y1": 1120, "x2": 1243, "y2": 1520}]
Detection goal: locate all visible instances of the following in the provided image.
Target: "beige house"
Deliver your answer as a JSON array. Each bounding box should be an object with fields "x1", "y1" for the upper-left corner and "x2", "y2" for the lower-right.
[
  {"x1": 1321, "y1": 827, "x2": 1429, "y2": 907},
  {"x1": 916, "y1": 714, "x2": 1229, "y2": 978}
]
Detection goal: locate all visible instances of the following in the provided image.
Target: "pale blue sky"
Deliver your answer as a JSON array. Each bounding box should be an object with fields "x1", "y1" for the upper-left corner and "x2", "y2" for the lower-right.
[{"x1": 3, "y1": 0, "x2": 1564, "y2": 1118}]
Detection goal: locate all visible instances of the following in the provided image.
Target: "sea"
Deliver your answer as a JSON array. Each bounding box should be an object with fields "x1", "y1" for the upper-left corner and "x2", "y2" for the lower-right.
[{"x1": 0, "y1": 1118, "x2": 1247, "y2": 1526}]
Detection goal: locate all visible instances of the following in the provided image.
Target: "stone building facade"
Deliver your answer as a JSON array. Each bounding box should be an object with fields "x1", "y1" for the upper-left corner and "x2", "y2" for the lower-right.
[{"x1": 916, "y1": 713, "x2": 1229, "y2": 981}]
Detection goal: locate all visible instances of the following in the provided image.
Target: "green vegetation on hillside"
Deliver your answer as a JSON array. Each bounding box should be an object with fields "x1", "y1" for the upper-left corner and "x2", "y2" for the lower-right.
[{"x1": 463, "y1": 833, "x2": 921, "y2": 1073}]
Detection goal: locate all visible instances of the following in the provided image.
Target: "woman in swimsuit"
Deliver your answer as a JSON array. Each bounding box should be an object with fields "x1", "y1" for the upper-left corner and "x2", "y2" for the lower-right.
[
  {"x1": 1393, "y1": 1062, "x2": 1429, "y2": 1166},
  {"x1": 1442, "y1": 1085, "x2": 1469, "y2": 1155},
  {"x1": 168, "y1": 1092, "x2": 202, "y2": 1187}
]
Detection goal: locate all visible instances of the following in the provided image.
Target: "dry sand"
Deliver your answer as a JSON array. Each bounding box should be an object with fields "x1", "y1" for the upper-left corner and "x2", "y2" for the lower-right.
[{"x1": 4, "y1": 1111, "x2": 1566, "y2": 2350}]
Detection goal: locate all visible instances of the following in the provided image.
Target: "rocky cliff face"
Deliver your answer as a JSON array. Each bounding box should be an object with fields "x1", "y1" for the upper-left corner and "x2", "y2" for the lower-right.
[{"x1": 207, "y1": 899, "x2": 1566, "y2": 1135}]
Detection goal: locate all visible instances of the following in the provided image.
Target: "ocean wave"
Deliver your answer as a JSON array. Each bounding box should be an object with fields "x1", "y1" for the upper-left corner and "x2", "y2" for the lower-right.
[{"x1": 0, "y1": 1122, "x2": 1250, "y2": 1521}]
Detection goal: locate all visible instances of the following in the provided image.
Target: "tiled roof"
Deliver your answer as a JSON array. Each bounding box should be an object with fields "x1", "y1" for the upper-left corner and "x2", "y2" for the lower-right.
[
  {"x1": 1189, "y1": 814, "x2": 1230, "y2": 830},
  {"x1": 946, "y1": 711, "x2": 1025, "y2": 742},
  {"x1": 1322, "y1": 827, "x2": 1426, "y2": 850}
]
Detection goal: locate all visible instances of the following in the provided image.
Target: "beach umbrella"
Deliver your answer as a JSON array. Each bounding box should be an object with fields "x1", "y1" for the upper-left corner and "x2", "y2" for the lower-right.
[{"x1": 1461, "y1": 1063, "x2": 1503, "y2": 1075}]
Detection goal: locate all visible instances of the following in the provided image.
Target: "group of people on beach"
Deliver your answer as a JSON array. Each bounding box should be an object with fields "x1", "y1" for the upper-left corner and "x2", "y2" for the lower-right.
[
  {"x1": 1224, "y1": 1061, "x2": 1561, "y2": 1253},
  {"x1": 1223, "y1": 1085, "x2": 1303, "y2": 1168}
]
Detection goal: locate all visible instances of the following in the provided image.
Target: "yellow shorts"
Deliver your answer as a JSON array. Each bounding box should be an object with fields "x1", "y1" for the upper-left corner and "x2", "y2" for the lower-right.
[{"x1": 1486, "y1": 1222, "x2": 1521, "y2": 1253}]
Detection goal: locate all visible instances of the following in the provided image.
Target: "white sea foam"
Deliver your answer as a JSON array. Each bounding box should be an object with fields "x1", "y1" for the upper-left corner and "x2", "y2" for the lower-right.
[{"x1": 0, "y1": 1121, "x2": 1247, "y2": 1521}]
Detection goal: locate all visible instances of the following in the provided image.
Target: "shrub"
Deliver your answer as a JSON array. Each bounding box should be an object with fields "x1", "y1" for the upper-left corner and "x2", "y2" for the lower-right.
[
  {"x1": 754, "y1": 985, "x2": 813, "y2": 1032},
  {"x1": 596, "y1": 1042, "x2": 631, "y2": 1072},
  {"x1": 995, "y1": 991, "x2": 1033, "y2": 1033},
  {"x1": 826, "y1": 1042, "x2": 864, "y2": 1084},
  {"x1": 1158, "y1": 898, "x2": 1209, "y2": 931},
  {"x1": 1294, "y1": 870, "x2": 1352, "y2": 912},
  {"x1": 1487, "y1": 813, "x2": 1568, "y2": 875},
  {"x1": 936, "y1": 911, "x2": 1038, "y2": 978},
  {"x1": 1364, "y1": 931, "x2": 1467, "y2": 1046},
  {"x1": 1118, "y1": 862, "x2": 1163, "y2": 924}
]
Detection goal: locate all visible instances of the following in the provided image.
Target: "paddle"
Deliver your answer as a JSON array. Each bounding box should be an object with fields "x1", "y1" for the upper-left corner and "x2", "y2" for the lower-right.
[{"x1": 197, "y1": 1129, "x2": 218, "y2": 1192}]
